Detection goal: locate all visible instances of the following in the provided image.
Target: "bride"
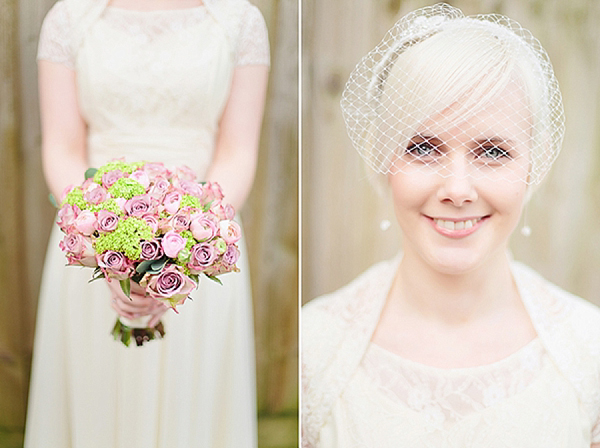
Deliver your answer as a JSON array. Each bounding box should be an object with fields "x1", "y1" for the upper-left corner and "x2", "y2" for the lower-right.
[
  {"x1": 26, "y1": 0, "x2": 269, "y2": 446},
  {"x1": 302, "y1": 4, "x2": 600, "y2": 447}
]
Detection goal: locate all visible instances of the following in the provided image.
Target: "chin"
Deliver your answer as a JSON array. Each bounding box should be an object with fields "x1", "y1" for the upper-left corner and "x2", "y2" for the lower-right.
[{"x1": 424, "y1": 246, "x2": 489, "y2": 276}]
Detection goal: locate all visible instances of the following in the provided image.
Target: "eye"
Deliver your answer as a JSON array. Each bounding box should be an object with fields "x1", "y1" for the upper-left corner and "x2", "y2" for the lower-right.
[
  {"x1": 475, "y1": 145, "x2": 511, "y2": 160},
  {"x1": 405, "y1": 140, "x2": 440, "y2": 159}
]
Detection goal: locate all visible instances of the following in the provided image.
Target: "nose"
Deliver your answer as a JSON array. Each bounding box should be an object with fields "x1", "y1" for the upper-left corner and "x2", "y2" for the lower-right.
[{"x1": 436, "y1": 157, "x2": 478, "y2": 206}]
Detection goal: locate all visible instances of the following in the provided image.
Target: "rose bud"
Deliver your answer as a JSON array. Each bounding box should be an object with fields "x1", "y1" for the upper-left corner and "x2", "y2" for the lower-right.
[
  {"x1": 141, "y1": 214, "x2": 159, "y2": 234},
  {"x1": 170, "y1": 210, "x2": 191, "y2": 232},
  {"x1": 144, "y1": 162, "x2": 171, "y2": 181},
  {"x1": 101, "y1": 170, "x2": 124, "y2": 188},
  {"x1": 57, "y1": 203, "x2": 77, "y2": 232},
  {"x1": 190, "y1": 214, "x2": 218, "y2": 241},
  {"x1": 163, "y1": 191, "x2": 182, "y2": 215},
  {"x1": 174, "y1": 165, "x2": 197, "y2": 181},
  {"x1": 83, "y1": 184, "x2": 108, "y2": 205},
  {"x1": 222, "y1": 245, "x2": 240, "y2": 266},
  {"x1": 74, "y1": 210, "x2": 97, "y2": 236},
  {"x1": 218, "y1": 220, "x2": 242, "y2": 244},
  {"x1": 148, "y1": 176, "x2": 170, "y2": 201},
  {"x1": 129, "y1": 170, "x2": 150, "y2": 189},
  {"x1": 161, "y1": 230, "x2": 187, "y2": 258}
]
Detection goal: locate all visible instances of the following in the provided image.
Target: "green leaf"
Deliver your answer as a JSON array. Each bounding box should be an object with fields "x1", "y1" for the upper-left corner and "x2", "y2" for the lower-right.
[
  {"x1": 84, "y1": 167, "x2": 98, "y2": 180},
  {"x1": 119, "y1": 279, "x2": 131, "y2": 299},
  {"x1": 204, "y1": 274, "x2": 223, "y2": 286},
  {"x1": 88, "y1": 269, "x2": 106, "y2": 283},
  {"x1": 148, "y1": 257, "x2": 168, "y2": 274},
  {"x1": 135, "y1": 260, "x2": 154, "y2": 275},
  {"x1": 48, "y1": 193, "x2": 59, "y2": 208}
]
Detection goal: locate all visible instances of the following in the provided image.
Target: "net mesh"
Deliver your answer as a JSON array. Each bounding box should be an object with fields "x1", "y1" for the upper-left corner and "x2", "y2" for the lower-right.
[{"x1": 340, "y1": 3, "x2": 565, "y2": 186}]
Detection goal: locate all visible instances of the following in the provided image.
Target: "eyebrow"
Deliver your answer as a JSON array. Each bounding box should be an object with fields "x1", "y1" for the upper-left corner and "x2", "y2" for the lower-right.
[{"x1": 410, "y1": 134, "x2": 515, "y2": 146}]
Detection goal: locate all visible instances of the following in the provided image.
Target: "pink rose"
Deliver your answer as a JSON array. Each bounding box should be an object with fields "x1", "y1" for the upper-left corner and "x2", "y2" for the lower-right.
[
  {"x1": 83, "y1": 184, "x2": 108, "y2": 205},
  {"x1": 97, "y1": 251, "x2": 133, "y2": 280},
  {"x1": 163, "y1": 191, "x2": 182, "y2": 215},
  {"x1": 179, "y1": 180, "x2": 203, "y2": 198},
  {"x1": 101, "y1": 170, "x2": 124, "y2": 188},
  {"x1": 144, "y1": 163, "x2": 171, "y2": 181},
  {"x1": 141, "y1": 265, "x2": 196, "y2": 305},
  {"x1": 224, "y1": 204, "x2": 235, "y2": 220},
  {"x1": 74, "y1": 210, "x2": 97, "y2": 236},
  {"x1": 222, "y1": 245, "x2": 240, "y2": 266},
  {"x1": 125, "y1": 195, "x2": 153, "y2": 217},
  {"x1": 205, "y1": 182, "x2": 224, "y2": 201},
  {"x1": 140, "y1": 240, "x2": 164, "y2": 261},
  {"x1": 174, "y1": 165, "x2": 197, "y2": 181},
  {"x1": 190, "y1": 214, "x2": 218, "y2": 241},
  {"x1": 188, "y1": 243, "x2": 217, "y2": 272},
  {"x1": 218, "y1": 220, "x2": 241, "y2": 244},
  {"x1": 148, "y1": 177, "x2": 171, "y2": 201},
  {"x1": 161, "y1": 230, "x2": 187, "y2": 258},
  {"x1": 170, "y1": 210, "x2": 191, "y2": 232},
  {"x1": 59, "y1": 233, "x2": 96, "y2": 266},
  {"x1": 97, "y1": 210, "x2": 119, "y2": 233},
  {"x1": 129, "y1": 170, "x2": 150, "y2": 189},
  {"x1": 210, "y1": 201, "x2": 229, "y2": 220},
  {"x1": 57, "y1": 204, "x2": 78, "y2": 232},
  {"x1": 141, "y1": 214, "x2": 159, "y2": 234}
]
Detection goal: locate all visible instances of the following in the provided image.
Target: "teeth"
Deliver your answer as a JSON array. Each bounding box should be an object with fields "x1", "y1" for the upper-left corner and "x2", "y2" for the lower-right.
[{"x1": 434, "y1": 218, "x2": 480, "y2": 231}]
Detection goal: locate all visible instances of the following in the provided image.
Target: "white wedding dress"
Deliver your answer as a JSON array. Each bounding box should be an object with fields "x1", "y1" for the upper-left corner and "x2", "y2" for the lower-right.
[{"x1": 25, "y1": 1, "x2": 269, "y2": 447}]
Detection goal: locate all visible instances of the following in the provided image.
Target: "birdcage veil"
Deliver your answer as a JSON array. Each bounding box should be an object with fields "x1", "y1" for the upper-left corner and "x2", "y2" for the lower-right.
[{"x1": 340, "y1": 3, "x2": 565, "y2": 186}]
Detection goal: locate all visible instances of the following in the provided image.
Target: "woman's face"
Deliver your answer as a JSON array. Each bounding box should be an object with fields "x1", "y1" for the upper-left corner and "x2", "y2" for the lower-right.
[{"x1": 389, "y1": 83, "x2": 531, "y2": 274}]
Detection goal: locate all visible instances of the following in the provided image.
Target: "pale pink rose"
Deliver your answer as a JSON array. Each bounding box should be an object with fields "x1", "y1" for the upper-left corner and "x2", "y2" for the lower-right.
[
  {"x1": 125, "y1": 195, "x2": 153, "y2": 217},
  {"x1": 218, "y1": 220, "x2": 241, "y2": 244},
  {"x1": 57, "y1": 204, "x2": 78, "y2": 232},
  {"x1": 222, "y1": 245, "x2": 240, "y2": 266},
  {"x1": 101, "y1": 170, "x2": 124, "y2": 188},
  {"x1": 140, "y1": 240, "x2": 164, "y2": 261},
  {"x1": 188, "y1": 243, "x2": 217, "y2": 272},
  {"x1": 190, "y1": 214, "x2": 218, "y2": 241},
  {"x1": 143, "y1": 162, "x2": 171, "y2": 181},
  {"x1": 161, "y1": 230, "x2": 187, "y2": 258},
  {"x1": 179, "y1": 180, "x2": 203, "y2": 198},
  {"x1": 96, "y1": 251, "x2": 133, "y2": 280},
  {"x1": 174, "y1": 165, "x2": 197, "y2": 181},
  {"x1": 224, "y1": 204, "x2": 235, "y2": 220},
  {"x1": 170, "y1": 210, "x2": 191, "y2": 232},
  {"x1": 148, "y1": 177, "x2": 171, "y2": 201},
  {"x1": 83, "y1": 184, "x2": 108, "y2": 205},
  {"x1": 205, "y1": 182, "x2": 224, "y2": 201},
  {"x1": 163, "y1": 191, "x2": 182, "y2": 215},
  {"x1": 141, "y1": 214, "x2": 159, "y2": 234},
  {"x1": 210, "y1": 201, "x2": 228, "y2": 220},
  {"x1": 129, "y1": 170, "x2": 150, "y2": 189},
  {"x1": 59, "y1": 233, "x2": 96, "y2": 266},
  {"x1": 97, "y1": 210, "x2": 119, "y2": 233},
  {"x1": 141, "y1": 265, "x2": 196, "y2": 304},
  {"x1": 74, "y1": 210, "x2": 97, "y2": 236}
]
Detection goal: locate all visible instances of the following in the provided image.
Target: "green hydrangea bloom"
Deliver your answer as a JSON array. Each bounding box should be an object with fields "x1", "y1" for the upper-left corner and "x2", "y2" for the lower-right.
[
  {"x1": 93, "y1": 160, "x2": 146, "y2": 184},
  {"x1": 108, "y1": 178, "x2": 146, "y2": 200},
  {"x1": 180, "y1": 230, "x2": 197, "y2": 251},
  {"x1": 94, "y1": 217, "x2": 154, "y2": 260},
  {"x1": 62, "y1": 187, "x2": 86, "y2": 209},
  {"x1": 88, "y1": 198, "x2": 125, "y2": 215},
  {"x1": 181, "y1": 194, "x2": 202, "y2": 210}
]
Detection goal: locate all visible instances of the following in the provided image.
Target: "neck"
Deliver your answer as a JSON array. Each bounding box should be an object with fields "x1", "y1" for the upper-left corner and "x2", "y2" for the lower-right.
[{"x1": 391, "y1": 248, "x2": 517, "y2": 325}]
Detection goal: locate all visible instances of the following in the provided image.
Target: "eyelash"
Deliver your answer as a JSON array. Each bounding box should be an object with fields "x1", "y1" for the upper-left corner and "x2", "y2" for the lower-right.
[
  {"x1": 475, "y1": 145, "x2": 511, "y2": 160},
  {"x1": 405, "y1": 141, "x2": 440, "y2": 158}
]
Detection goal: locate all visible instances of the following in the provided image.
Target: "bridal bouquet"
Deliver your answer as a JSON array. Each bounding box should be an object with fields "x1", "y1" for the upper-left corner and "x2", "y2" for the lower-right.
[{"x1": 56, "y1": 159, "x2": 241, "y2": 346}]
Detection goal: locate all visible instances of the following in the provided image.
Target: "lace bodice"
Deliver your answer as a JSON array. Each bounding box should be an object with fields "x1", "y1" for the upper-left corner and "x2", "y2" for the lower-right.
[
  {"x1": 321, "y1": 339, "x2": 589, "y2": 447},
  {"x1": 38, "y1": 1, "x2": 269, "y2": 69},
  {"x1": 37, "y1": 0, "x2": 269, "y2": 176},
  {"x1": 302, "y1": 257, "x2": 600, "y2": 447}
]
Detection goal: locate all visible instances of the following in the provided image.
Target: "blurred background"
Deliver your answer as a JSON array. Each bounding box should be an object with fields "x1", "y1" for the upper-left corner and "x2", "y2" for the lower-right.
[
  {"x1": 303, "y1": 0, "x2": 600, "y2": 305},
  {"x1": 0, "y1": 0, "x2": 298, "y2": 447}
]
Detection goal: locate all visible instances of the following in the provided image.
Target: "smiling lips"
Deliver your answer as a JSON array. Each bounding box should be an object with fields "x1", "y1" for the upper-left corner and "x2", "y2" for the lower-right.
[{"x1": 427, "y1": 216, "x2": 488, "y2": 238}]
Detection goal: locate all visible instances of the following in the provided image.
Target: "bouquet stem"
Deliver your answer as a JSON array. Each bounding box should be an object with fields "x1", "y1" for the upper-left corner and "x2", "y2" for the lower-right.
[{"x1": 111, "y1": 317, "x2": 165, "y2": 347}]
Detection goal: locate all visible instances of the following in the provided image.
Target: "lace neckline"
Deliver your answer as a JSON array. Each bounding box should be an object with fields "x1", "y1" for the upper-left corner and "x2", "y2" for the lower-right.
[{"x1": 368, "y1": 337, "x2": 543, "y2": 375}]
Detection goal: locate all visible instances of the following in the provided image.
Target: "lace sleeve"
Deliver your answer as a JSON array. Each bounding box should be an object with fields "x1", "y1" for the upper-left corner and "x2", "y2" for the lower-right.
[
  {"x1": 235, "y1": 3, "x2": 270, "y2": 67},
  {"x1": 37, "y1": 1, "x2": 75, "y2": 69}
]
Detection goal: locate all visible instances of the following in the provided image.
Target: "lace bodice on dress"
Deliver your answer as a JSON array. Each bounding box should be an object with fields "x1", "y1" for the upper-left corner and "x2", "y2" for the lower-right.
[
  {"x1": 37, "y1": 0, "x2": 269, "y2": 177},
  {"x1": 321, "y1": 340, "x2": 589, "y2": 447},
  {"x1": 302, "y1": 257, "x2": 600, "y2": 447}
]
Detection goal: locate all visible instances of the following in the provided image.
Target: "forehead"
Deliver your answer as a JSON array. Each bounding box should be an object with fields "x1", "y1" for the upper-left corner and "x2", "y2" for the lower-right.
[{"x1": 418, "y1": 81, "x2": 532, "y2": 144}]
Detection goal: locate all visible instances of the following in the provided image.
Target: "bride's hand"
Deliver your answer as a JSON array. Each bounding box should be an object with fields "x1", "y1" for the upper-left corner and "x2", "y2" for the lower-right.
[{"x1": 106, "y1": 278, "x2": 168, "y2": 327}]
